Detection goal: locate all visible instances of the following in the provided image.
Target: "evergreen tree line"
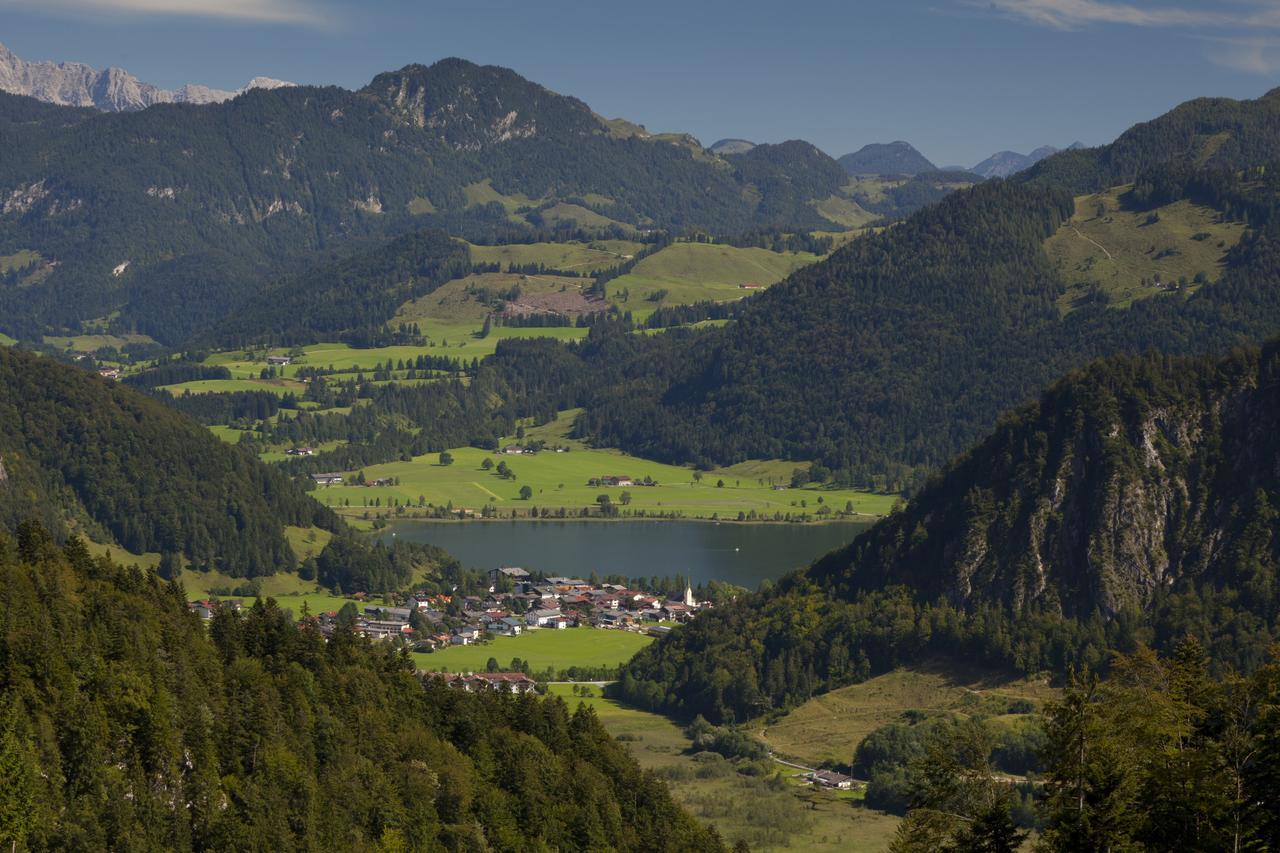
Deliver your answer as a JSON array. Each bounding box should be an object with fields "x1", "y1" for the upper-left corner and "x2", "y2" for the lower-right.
[
  {"x1": 0, "y1": 524, "x2": 725, "y2": 851},
  {"x1": 884, "y1": 640, "x2": 1280, "y2": 852},
  {"x1": 0, "y1": 348, "x2": 337, "y2": 576}
]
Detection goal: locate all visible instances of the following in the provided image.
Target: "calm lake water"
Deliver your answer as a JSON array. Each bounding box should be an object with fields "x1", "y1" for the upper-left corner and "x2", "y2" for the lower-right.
[{"x1": 379, "y1": 520, "x2": 873, "y2": 590}]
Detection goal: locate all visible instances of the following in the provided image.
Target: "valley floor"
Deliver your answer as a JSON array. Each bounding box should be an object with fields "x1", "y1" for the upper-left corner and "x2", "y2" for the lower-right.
[{"x1": 547, "y1": 684, "x2": 902, "y2": 851}]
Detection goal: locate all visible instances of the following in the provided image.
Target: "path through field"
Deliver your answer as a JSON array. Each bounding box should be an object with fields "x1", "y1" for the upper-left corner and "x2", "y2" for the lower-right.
[{"x1": 1071, "y1": 225, "x2": 1114, "y2": 260}]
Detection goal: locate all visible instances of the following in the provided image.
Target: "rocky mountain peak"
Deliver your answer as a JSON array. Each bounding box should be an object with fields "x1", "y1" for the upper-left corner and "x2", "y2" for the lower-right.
[{"x1": 0, "y1": 41, "x2": 292, "y2": 112}]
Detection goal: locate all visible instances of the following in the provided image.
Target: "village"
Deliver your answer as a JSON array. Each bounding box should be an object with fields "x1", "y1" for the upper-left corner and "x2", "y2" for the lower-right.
[{"x1": 188, "y1": 566, "x2": 712, "y2": 684}]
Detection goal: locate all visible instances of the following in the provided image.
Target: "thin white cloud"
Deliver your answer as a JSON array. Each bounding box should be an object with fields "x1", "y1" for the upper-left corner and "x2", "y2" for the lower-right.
[
  {"x1": 971, "y1": 0, "x2": 1280, "y2": 74},
  {"x1": 1204, "y1": 35, "x2": 1280, "y2": 74},
  {"x1": 0, "y1": 0, "x2": 326, "y2": 25},
  {"x1": 978, "y1": 0, "x2": 1234, "y2": 30}
]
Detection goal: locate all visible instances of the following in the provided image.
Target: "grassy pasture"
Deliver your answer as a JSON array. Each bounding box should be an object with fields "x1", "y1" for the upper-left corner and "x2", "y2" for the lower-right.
[
  {"x1": 201, "y1": 330, "x2": 589, "y2": 381},
  {"x1": 467, "y1": 240, "x2": 641, "y2": 274},
  {"x1": 462, "y1": 179, "x2": 539, "y2": 214},
  {"x1": 811, "y1": 195, "x2": 879, "y2": 228},
  {"x1": 413, "y1": 627, "x2": 652, "y2": 672},
  {"x1": 606, "y1": 242, "x2": 820, "y2": 310},
  {"x1": 312, "y1": 439, "x2": 895, "y2": 521},
  {"x1": 44, "y1": 332, "x2": 157, "y2": 351},
  {"x1": 534, "y1": 202, "x2": 629, "y2": 230},
  {"x1": 546, "y1": 685, "x2": 901, "y2": 850},
  {"x1": 160, "y1": 377, "x2": 307, "y2": 396},
  {"x1": 393, "y1": 272, "x2": 592, "y2": 326},
  {"x1": 1046, "y1": 186, "x2": 1247, "y2": 314},
  {"x1": 0, "y1": 249, "x2": 41, "y2": 272},
  {"x1": 759, "y1": 665, "x2": 1058, "y2": 768},
  {"x1": 0, "y1": 332, "x2": 15, "y2": 346}
]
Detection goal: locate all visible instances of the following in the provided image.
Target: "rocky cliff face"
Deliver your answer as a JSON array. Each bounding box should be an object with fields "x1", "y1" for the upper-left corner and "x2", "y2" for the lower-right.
[
  {"x1": 809, "y1": 344, "x2": 1280, "y2": 619},
  {"x1": 363, "y1": 58, "x2": 602, "y2": 150},
  {"x1": 0, "y1": 42, "x2": 291, "y2": 111}
]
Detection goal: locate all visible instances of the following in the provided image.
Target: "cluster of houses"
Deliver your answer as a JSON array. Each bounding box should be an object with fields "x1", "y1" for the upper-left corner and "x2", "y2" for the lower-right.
[
  {"x1": 317, "y1": 568, "x2": 710, "y2": 650},
  {"x1": 422, "y1": 671, "x2": 540, "y2": 694},
  {"x1": 586, "y1": 475, "x2": 658, "y2": 488},
  {"x1": 501, "y1": 444, "x2": 568, "y2": 455},
  {"x1": 186, "y1": 568, "x2": 713, "y2": 661},
  {"x1": 306, "y1": 470, "x2": 388, "y2": 487},
  {"x1": 588, "y1": 475, "x2": 634, "y2": 487}
]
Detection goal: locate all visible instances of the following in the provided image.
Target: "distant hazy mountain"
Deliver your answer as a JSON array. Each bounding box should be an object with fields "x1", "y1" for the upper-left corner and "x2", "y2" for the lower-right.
[
  {"x1": 708, "y1": 138, "x2": 756, "y2": 155},
  {"x1": 972, "y1": 142, "x2": 1085, "y2": 178},
  {"x1": 837, "y1": 141, "x2": 936, "y2": 176},
  {"x1": 0, "y1": 41, "x2": 292, "y2": 112}
]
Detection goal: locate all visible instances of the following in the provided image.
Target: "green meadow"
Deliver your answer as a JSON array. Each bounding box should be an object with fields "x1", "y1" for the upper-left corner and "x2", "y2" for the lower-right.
[
  {"x1": 0, "y1": 332, "x2": 15, "y2": 347},
  {"x1": 758, "y1": 665, "x2": 1058, "y2": 768},
  {"x1": 160, "y1": 377, "x2": 307, "y2": 396},
  {"x1": 413, "y1": 627, "x2": 652, "y2": 672},
  {"x1": 201, "y1": 328, "x2": 588, "y2": 381},
  {"x1": 468, "y1": 239, "x2": 642, "y2": 273},
  {"x1": 607, "y1": 242, "x2": 820, "y2": 313},
  {"x1": 393, "y1": 271, "x2": 595, "y2": 326},
  {"x1": 314, "y1": 440, "x2": 894, "y2": 521},
  {"x1": 1046, "y1": 186, "x2": 1247, "y2": 314},
  {"x1": 0, "y1": 249, "x2": 41, "y2": 272},
  {"x1": 545, "y1": 684, "x2": 901, "y2": 851}
]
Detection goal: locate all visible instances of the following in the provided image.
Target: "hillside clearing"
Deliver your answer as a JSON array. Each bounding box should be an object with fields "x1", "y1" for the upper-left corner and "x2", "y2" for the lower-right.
[
  {"x1": 1046, "y1": 185, "x2": 1247, "y2": 314},
  {"x1": 546, "y1": 685, "x2": 901, "y2": 851},
  {"x1": 759, "y1": 665, "x2": 1058, "y2": 768},
  {"x1": 606, "y1": 242, "x2": 820, "y2": 310}
]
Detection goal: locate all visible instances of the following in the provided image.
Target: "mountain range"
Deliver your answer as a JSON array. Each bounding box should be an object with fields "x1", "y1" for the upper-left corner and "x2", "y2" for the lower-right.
[
  {"x1": 0, "y1": 41, "x2": 291, "y2": 112},
  {"x1": 971, "y1": 142, "x2": 1086, "y2": 178},
  {"x1": 837, "y1": 141, "x2": 937, "y2": 175},
  {"x1": 0, "y1": 57, "x2": 887, "y2": 344},
  {"x1": 567, "y1": 86, "x2": 1280, "y2": 488}
]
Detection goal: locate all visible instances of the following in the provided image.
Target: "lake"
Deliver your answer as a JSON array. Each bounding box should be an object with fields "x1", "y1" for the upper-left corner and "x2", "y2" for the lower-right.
[{"x1": 379, "y1": 520, "x2": 872, "y2": 590}]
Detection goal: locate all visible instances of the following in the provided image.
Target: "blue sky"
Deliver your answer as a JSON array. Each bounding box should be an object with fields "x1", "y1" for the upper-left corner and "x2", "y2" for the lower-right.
[{"x1": 1, "y1": 0, "x2": 1277, "y2": 166}]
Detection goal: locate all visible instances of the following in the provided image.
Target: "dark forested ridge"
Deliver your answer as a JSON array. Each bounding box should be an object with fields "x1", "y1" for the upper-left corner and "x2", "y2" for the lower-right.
[
  {"x1": 615, "y1": 344, "x2": 1280, "y2": 724},
  {"x1": 0, "y1": 347, "x2": 337, "y2": 576},
  {"x1": 210, "y1": 228, "x2": 470, "y2": 345},
  {"x1": 837, "y1": 141, "x2": 937, "y2": 175},
  {"x1": 1024, "y1": 86, "x2": 1280, "y2": 193},
  {"x1": 0, "y1": 525, "x2": 724, "y2": 851},
  {"x1": 0, "y1": 58, "x2": 858, "y2": 344}
]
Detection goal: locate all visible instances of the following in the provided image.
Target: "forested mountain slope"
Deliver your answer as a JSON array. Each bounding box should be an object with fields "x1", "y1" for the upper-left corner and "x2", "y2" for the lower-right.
[
  {"x1": 1025, "y1": 87, "x2": 1280, "y2": 192},
  {"x1": 572, "y1": 91, "x2": 1280, "y2": 488},
  {"x1": 0, "y1": 58, "x2": 852, "y2": 344},
  {"x1": 0, "y1": 347, "x2": 336, "y2": 575},
  {"x1": 614, "y1": 343, "x2": 1280, "y2": 723},
  {"x1": 0, "y1": 525, "x2": 724, "y2": 851},
  {"x1": 837, "y1": 141, "x2": 936, "y2": 175},
  {"x1": 210, "y1": 228, "x2": 470, "y2": 345}
]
